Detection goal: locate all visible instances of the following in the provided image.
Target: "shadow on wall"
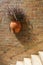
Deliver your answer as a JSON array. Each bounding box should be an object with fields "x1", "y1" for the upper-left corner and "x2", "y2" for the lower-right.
[{"x1": 15, "y1": 20, "x2": 33, "y2": 48}]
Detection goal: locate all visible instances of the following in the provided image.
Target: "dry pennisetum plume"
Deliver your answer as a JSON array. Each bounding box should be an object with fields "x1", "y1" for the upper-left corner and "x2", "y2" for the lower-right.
[{"x1": 8, "y1": 8, "x2": 25, "y2": 34}]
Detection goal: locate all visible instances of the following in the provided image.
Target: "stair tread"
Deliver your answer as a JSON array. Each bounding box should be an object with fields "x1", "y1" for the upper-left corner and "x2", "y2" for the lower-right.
[
  {"x1": 16, "y1": 61, "x2": 23, "y2": 65},
  {"x1": 24, "y1": 58, "x2": 32, "y2": 65},
  {"x1": 39, "y1": 51, "x2": 43, "y2": 62},
  {"x1": 31, "y1": 55, "x2": 42, "y2": 65},
  {"x1": 16, "y1": 51, "x2": 43, "y2": 65}
]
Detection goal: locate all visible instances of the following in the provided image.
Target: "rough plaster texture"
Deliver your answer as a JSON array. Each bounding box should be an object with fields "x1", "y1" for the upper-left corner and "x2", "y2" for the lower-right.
[{"x1": 0, "y1": 0, "x2": 43, "y2": 65}]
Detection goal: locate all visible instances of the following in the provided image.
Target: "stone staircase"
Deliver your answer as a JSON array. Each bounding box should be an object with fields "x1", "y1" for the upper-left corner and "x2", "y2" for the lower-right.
[{"x1": 16, "y1": 51, "x2": 43, "y2": 65}]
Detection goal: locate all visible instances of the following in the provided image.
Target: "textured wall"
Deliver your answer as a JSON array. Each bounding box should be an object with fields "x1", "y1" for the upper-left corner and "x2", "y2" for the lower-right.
[{"x1": 0, "y1": 0, "x2": 43, "y2": 65}]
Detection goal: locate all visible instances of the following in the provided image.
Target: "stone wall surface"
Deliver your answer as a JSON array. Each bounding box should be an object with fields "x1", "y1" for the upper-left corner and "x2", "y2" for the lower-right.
[{"x1": 0, "y1": 0, "x2": 43, "y2": 65}]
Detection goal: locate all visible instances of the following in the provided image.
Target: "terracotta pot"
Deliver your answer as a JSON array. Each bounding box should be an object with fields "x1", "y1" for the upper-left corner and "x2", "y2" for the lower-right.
[{"x1": 10, "y1": 21, "x2": 21, "y2": 33}]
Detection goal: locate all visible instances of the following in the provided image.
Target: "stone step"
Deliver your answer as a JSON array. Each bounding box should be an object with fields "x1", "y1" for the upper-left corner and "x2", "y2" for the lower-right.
[
  {"x1": 16, "y1": 61, "x2": 23, "y2": 65},
  {"x1": 16, "y1": 51, "x2": 43, "y2": 65},
  {"x1": 39, "y1": 51, "x2": 43, "y2": 63},
  {"x1": 31, "y1": 55, "x2": 42, "y2": 65},
  {"x1": 24, "y1": 58, "x2": 32, "y2": 65}
]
